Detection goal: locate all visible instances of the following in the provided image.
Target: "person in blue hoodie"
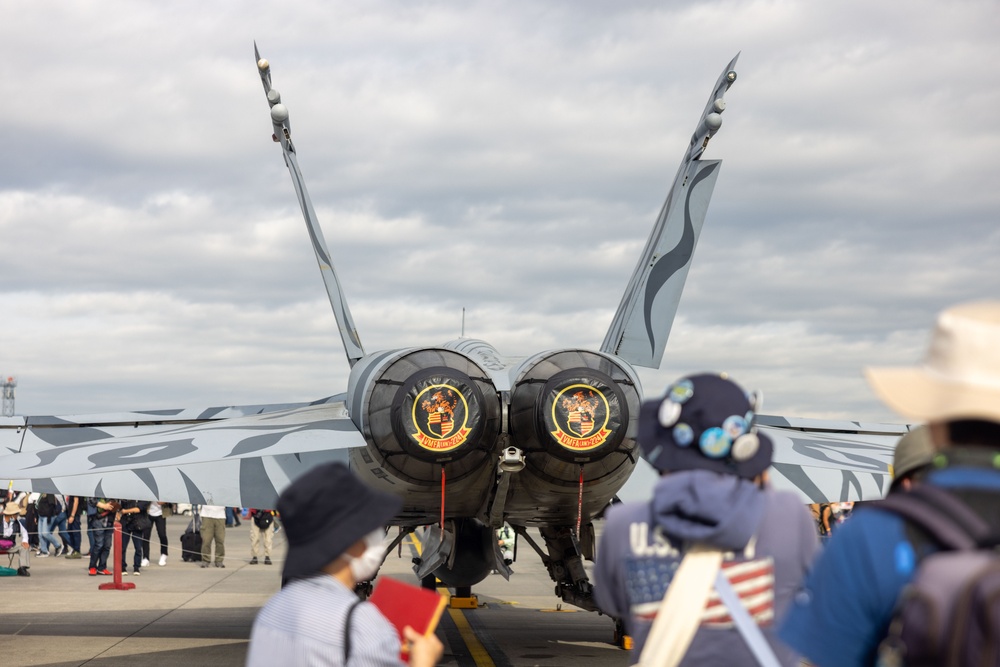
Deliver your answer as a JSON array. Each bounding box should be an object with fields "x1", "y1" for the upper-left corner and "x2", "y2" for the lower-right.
[
  {"x1": 779, "y1": 301, "x2": 1000, "y2": 666},
  {"x1": 593, "y1": 373, "x2": 819, "y2": 666}
]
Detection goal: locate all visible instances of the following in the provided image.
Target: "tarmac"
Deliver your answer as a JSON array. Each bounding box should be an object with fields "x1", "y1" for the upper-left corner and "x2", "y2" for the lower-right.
[{"x1": 0, "y1": 516, "x2": 629, "y2": 667}]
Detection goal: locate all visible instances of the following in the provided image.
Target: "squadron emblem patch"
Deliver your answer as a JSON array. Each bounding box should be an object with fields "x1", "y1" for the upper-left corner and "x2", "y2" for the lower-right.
[
  {"x1": 410, "y1": 383, "x2": 473, "y2": 452},
  {"x1": 549, "y1": 383, "x2": 613, "y2": 451}
]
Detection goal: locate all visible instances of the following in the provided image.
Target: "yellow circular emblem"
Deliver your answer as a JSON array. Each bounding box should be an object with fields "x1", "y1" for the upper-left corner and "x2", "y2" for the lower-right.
[
  {"x1": 549, "y1": 383, "x2": 613, "y2": 452},
  {"x1": 410, "y1": 383, "x2": 473, "y2": 452}
]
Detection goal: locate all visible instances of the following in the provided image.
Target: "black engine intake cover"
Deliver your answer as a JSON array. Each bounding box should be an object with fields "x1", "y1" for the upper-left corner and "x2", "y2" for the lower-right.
[{"x1": 363, "y1": 349, "x2": 502, "y2": 485}]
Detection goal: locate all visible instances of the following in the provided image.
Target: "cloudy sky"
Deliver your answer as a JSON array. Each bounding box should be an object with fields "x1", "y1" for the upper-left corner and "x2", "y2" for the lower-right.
[{"x1": 2, "y1": 0, "x2": 998, "y2": 424}]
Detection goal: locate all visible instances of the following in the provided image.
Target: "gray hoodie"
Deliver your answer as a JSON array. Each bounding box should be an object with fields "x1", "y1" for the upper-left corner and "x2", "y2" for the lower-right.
[{"x1": 593, "y1": 470, "x2": 819, "y2": 666}]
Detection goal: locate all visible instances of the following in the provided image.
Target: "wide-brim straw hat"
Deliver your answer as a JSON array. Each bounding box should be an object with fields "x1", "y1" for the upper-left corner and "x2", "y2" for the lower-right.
[
  {"x1": 866, "y1": 301, "x2": 1000, "y2": 422},
  {"x1": 2, "y1": 502, "x2": 20, "y2": 516}
]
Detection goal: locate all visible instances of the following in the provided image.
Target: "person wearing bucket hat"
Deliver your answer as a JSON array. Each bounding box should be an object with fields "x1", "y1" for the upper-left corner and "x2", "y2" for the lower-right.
[
  {"x1": 2, "y1": 501, "x2": 31, "y2": 576},
  {"x1": 889, "y1": 425, "x2": 936, "y2": 493},
  {"x1": 247, "y1": 462, "x2": 443, "y2": 667},
  {"x1": 635, "y1": 373, "x2": 774, "y2": 479},
  {"x1": 593, "y1": 373, "x2": 819, "y2": 666},
  {"x1": 780, "y1": 301, "x2": 1000, "y2": 666}
]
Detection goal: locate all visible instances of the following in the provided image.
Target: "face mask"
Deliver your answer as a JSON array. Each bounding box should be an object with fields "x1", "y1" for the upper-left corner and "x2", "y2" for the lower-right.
[{"x1": 344, "y1": 529, "x2": 386, "y2": 582}]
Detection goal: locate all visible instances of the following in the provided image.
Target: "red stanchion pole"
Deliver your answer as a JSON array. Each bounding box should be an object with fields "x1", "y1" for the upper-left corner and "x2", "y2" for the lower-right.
[{"x1": 99, "y1": 521, "x2": 135, "y2": 591}]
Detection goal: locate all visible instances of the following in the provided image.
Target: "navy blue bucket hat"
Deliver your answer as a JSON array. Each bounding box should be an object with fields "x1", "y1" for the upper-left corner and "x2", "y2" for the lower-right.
[
  {"x1": 638, "y1": 373, "x2": 772, "y2": 479},
  {"x1": 278, "y1": 462, "x2": 402, "y2": 582}
]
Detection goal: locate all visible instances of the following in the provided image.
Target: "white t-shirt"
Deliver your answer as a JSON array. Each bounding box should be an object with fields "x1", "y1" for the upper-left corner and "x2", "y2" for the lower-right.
[{"x1": 200, "y1": 505, "x2": 227, "y2": 519}]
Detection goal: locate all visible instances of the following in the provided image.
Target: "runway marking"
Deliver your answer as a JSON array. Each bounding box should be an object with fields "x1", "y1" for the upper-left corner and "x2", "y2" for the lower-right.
[
  {"x1": 405, "y1": 530, "x2": 423, "y2": 556},
  {"x1": 402, "y1": 529, "x2": 500, "y2": 666},
  {"x1": 442, "y1": 588, "x2": 496, "y2": 667}
]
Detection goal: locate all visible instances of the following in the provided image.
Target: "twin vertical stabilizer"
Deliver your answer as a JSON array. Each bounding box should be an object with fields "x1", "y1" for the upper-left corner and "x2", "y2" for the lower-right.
[
  {"x1": 601, "y1": 54, "x2": 739, "y2": 368},
  {"x1": 255, "y1": 43, "x2": 366, "y2": 367},
  {"x1": 255, "y1": 43, "x2": 737, "y2": 372}
]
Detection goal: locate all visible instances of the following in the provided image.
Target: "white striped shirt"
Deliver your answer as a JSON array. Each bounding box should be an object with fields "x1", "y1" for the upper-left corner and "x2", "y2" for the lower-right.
[{"x1": 246, "y1": 574, "x2": 403, "y2": 667}]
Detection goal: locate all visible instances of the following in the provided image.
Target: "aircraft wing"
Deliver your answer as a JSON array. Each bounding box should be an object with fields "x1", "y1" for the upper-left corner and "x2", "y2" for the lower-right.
[
  {"x1": 0, "y1": 400, "x2": 365, "y2": 508},
  {"x1": 759, "y1": 416, "x2": 906, "y2": 503},
  {"x1": 615, "y1": 415, "x2": 907, "y2": 505}
]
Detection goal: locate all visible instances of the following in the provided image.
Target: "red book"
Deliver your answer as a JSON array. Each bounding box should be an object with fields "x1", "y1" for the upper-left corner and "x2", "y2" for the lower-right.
[{"x1": 369, "y1": 576, "x2": 447, "y2": 663}]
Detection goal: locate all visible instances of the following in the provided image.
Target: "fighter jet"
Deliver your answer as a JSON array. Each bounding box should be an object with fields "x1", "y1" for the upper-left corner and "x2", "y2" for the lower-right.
[{"x1": 0, "y1": 48, "x2": 906, "y2": 611}]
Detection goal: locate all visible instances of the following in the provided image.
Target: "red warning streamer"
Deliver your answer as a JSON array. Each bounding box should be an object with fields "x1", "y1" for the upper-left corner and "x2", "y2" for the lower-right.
[{"x1": 576, "y1": 465, "x2": 584, "y2": 536}]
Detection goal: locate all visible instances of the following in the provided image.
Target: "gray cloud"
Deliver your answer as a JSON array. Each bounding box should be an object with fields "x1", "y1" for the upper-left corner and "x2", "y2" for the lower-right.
[{"x1": 1, "y1": 0, "x2": 998, "y2": 425}]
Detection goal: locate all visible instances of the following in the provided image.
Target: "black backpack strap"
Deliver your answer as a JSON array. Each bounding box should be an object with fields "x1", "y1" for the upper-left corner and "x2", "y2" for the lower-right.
[
  {"x1": 343, "y1": 599, "x2": 363, "y2": 664},
  {"x1": 6, "y1": 517, "x2": 27, "y2": 540},
  {"x1": 874, "y1": 484, "x2": 991, "y2": 550}
]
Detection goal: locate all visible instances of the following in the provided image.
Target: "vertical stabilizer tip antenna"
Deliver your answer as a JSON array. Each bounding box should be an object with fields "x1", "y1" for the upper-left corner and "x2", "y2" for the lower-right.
[
  {"x1": 270, "y1": 104, "x2": 289, "y2": 123},
  {"x1": 254, "y1": 49, "x2": 366, "y2": 367},
  {"x1": 254, "y1": 42, "x2": 273, "y2": 95},
  {"x1": 599, "y1": 54, "x2": 739, "y2": 367}
]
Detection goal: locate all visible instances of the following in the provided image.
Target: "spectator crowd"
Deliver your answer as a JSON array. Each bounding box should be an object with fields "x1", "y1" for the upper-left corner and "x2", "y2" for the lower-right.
[
  {"x1": 0, "y1": 494, "x2": 279, "y2": 578},
  {"x1": 4, "y1": 300, "x2": 1000, "y2": 667}
]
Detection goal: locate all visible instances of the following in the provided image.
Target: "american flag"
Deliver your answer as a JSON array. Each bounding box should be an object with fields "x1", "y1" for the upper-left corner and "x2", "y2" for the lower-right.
[
  {"x1": 701, "y1": 558, "x2": 775, "y2": 627},
  {"x1": 627, "y1": 555, "x2": 775, "y2": 628}
]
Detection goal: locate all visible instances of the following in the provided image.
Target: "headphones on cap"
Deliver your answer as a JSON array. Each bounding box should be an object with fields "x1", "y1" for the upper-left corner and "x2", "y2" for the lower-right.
[{"x1": 656, "y1": 379, "x2": 764, "y2": 462}]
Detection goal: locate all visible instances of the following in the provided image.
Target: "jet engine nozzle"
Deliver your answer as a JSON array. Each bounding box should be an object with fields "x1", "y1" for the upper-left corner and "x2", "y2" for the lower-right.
[
  {"x1": 501, "y1": 349, "x2": 640, "y2": 524},
  {"x1": 350, "y1": 348, "x2": 502, "y2": 486},
  {"x1": 509, "y1": 350, "x2": 639, "y2": 468},
  {"x1": 509, "y1": 349, "x2": 639, "y2": 475}
]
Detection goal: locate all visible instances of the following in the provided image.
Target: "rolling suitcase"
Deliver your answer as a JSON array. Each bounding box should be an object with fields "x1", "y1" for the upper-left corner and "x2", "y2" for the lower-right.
[{"x1": 180, "y1": 510, "x2": 203, "y2": 562}]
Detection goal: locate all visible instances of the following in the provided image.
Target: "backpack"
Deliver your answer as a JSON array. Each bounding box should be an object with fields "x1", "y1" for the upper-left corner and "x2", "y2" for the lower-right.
[
  {"x1": 36, "y1": 494, "x2": 58, "y2": 518},
  {"x1": 874, "y1": 483, "x2": 1000, "y2": 667},
  {"x1": 253, "y1": 510, "x2": 274, "y2": 530}
]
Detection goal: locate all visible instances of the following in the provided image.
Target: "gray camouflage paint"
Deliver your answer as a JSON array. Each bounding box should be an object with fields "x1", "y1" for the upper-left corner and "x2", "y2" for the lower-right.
[
  {"x1": 0, "y1": 402, "x2": 364, "y2": 508},
  {"x1": 0, "y1": 52, "x2": 904, "y2": 528},
  {"x1": 0, "y1": 400, "x2": 906, "y2": 508},
  {"x1": 601, "y1": 53, "x2": 739, "y2": 369}
]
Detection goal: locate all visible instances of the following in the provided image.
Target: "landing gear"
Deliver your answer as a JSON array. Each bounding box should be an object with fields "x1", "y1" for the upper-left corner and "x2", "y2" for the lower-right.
[
  {"x1": 514, "y1": 523, "x2": 598, "y2": 611},
  {"x1": 613, "y1": 619, "x2": 633, "y2": 650}
]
